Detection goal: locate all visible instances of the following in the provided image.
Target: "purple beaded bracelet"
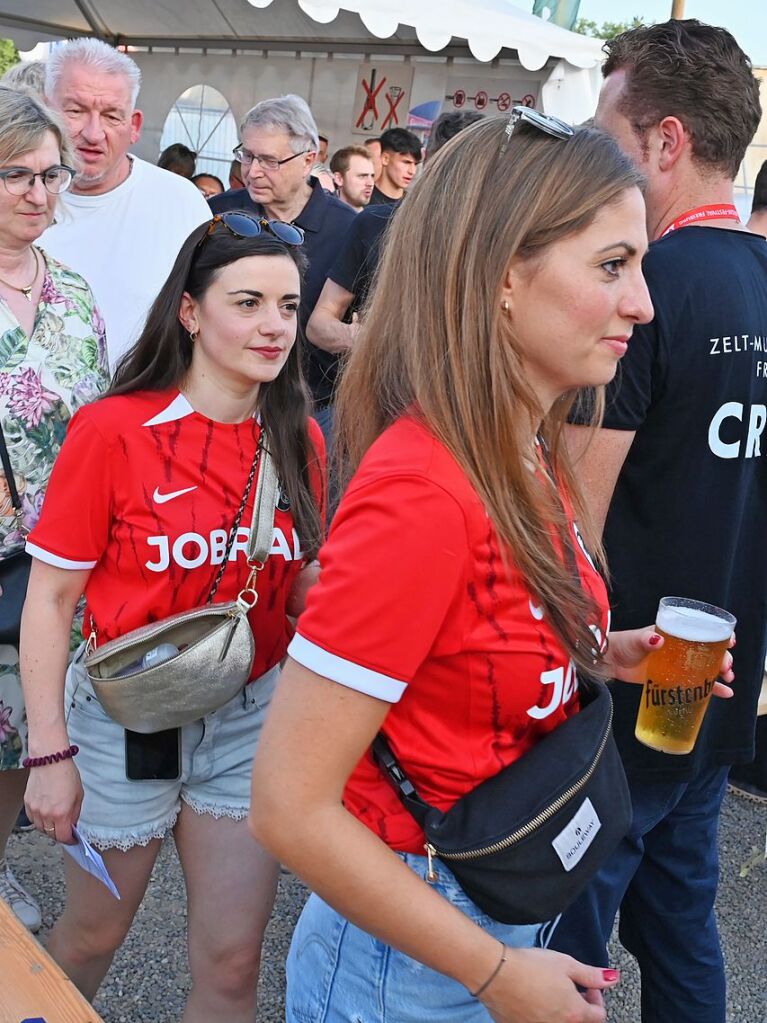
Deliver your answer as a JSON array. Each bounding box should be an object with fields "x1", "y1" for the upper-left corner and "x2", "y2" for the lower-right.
[{"x1": 23, "y1": 744, "x2": 79, "y2": 769}]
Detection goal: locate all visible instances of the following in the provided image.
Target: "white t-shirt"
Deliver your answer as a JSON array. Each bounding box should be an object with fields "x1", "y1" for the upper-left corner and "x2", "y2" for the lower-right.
[{"x1": 41, "y1": 157, "x2": 211, "y2": 368}]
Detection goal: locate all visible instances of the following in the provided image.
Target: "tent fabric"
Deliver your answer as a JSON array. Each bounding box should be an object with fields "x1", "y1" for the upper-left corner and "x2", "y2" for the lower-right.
[{"x1": 1, "y1": 0, "x2": 602, "y2": 70}]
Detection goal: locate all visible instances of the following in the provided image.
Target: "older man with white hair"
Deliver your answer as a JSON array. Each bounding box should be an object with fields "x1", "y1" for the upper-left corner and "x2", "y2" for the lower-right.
[
  {"x1": 41, "y1": 39, "x2": 210, "y2": 367},
  {"x1": 210, "y1": 95, "x2": 355, "y2": 423}
]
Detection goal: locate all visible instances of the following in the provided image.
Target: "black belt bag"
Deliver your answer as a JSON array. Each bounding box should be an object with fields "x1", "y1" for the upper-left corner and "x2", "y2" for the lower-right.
[{"x1": 372, "y1": 674, "x2": 632, "y2": 925}]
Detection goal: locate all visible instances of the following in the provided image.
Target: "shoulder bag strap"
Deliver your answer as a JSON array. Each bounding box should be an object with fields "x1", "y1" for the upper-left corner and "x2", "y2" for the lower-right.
[
  {"x1": 0, "y1": 421, "x2": 22, "y2": 513},
  {"x1": 248, "y1": 436, "x2": 279, "y2": 565}
]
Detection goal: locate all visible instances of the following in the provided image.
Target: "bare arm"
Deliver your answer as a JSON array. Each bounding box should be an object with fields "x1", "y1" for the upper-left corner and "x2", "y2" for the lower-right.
[
  {"x1": 21, "y1": 559, "x2": 90, "y2": 843},
  {"x1": 250, "y1": 660, "x2": 617, "y2": 1022},
  {"x1": 305, "y1": 278, "x2": 358, "y2": 354},
  {"x1": 564, "y1": 424, "x2": 636, "y2": 536}
]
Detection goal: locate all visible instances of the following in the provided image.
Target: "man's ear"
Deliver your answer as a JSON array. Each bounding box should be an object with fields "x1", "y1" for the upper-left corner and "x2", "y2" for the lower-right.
[
  {"x1": 332, "y1": 171, "x2": 344, "y2": 189},
  {"x1": 656, "y1": 115, "x2": 687, "y2": 172},
  {"x1": 130, "y1": 108, "x2": 143, "y2": 145}
]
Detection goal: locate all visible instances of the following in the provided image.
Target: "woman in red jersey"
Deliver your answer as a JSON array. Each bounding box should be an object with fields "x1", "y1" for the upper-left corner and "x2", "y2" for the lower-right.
[
  {"x1": 20, "y1": 216, "x2": 325, "y2": 1021},
  {"x1": 249, "y1": 116, "x2": 733, "y2": 1023}
]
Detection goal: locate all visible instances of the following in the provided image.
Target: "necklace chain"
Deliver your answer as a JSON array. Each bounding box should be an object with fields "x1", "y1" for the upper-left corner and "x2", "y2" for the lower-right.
[{"x1": 0, "y1": 248, "x2": 40, "y2": 302}]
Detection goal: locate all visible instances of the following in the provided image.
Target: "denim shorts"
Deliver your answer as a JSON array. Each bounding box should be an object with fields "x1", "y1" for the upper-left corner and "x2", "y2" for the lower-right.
[
  {"x1": 64, "y1": 648, "x2": 278, "y2": 851},
  {"x1": 286, "y1": 851, "x2": 557, "y2": 1023}
]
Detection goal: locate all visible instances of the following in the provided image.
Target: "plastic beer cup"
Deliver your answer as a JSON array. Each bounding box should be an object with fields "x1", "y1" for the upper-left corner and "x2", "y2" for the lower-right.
[{"x1": 635, "y1": 597, "x2": 736, "y2": 755}]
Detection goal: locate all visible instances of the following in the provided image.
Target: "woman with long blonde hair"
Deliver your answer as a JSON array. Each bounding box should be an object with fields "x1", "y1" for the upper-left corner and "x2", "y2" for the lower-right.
[{"x1": 249, "y1": 114, "x2": 730, "y2": 1022}]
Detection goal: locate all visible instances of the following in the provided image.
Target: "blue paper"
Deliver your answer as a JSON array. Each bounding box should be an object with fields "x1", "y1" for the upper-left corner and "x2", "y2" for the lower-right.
[{"x1": 61, "y1": 826, "x2": 121, "y2": 899}]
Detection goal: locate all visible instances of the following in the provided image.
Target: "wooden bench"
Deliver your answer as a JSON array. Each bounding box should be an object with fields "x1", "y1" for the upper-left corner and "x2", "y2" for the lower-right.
[{"x1": 0, "y1": 897, "x2": 104, "y2": 1023}]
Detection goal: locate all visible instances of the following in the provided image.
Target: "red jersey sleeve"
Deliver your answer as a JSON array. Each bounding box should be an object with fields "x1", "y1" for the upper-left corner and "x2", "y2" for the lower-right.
[
  {"x1": 26, "y1": 407, "x2": 113, "y2": 570},
  {"x1": 289, "y1": 473, "x2": 467, "y2": 701}
]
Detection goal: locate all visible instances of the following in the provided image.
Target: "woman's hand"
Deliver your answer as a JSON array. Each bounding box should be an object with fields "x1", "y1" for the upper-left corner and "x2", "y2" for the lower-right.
[
  {"x1": 25, "y1": 758, "x2": 84, "y2": 845},
  {"x1": 605, "y1": 626, "x2": 735, "y2": 697},
  {"x1": 286, "y1": 559, "x2": 321, "y2": 617},
  {"x1": 481, "y1": 947, "x2": 620, "y2": 1023}
]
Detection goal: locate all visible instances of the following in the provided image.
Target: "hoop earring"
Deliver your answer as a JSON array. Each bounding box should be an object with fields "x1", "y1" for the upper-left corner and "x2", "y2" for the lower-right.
[{"x1": 189, "y1": 330, "x2": 198, "y2": 344}]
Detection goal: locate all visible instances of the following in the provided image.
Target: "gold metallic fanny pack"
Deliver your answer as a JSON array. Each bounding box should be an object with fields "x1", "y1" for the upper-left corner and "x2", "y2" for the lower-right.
[{"x1": 85, "y1": 438, "x2": 279, "y2": 734}]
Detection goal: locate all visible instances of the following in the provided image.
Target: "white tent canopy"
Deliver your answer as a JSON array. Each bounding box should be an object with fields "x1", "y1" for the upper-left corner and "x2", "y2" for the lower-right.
[
  {"x1": 0, "y1": 0, "x2": 602, "y2": 70},
  {"x1": 0, "y1": 1, "x2": 603, "y2": 150}
]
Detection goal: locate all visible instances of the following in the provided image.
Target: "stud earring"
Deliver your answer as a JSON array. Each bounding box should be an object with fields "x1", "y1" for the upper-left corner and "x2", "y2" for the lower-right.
[{"x1": 501, "y1": 300, "x2": 510, "y2": 316}]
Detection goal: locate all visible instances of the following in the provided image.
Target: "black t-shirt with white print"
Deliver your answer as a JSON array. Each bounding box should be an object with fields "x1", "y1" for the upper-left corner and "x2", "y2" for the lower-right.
[{"x1": 596, "y1": 227, "x2": 767, "y2": 781}]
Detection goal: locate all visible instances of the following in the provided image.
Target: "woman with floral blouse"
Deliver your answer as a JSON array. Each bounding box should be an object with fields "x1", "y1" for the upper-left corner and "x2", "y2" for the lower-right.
[{"x1": 0, "y1": 85, "x2": 108, "y2": 930}]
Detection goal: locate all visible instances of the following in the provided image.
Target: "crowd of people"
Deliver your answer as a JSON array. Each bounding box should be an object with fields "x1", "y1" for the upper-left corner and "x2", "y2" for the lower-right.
[{"x1": 0, "y1": 16, "x2": 763, "y2": 1023}]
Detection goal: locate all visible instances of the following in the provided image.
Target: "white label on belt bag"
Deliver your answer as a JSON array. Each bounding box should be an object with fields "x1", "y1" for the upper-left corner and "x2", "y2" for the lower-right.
[{"x1": 551, "y1": 797, "x2": 602, "y2": 872}]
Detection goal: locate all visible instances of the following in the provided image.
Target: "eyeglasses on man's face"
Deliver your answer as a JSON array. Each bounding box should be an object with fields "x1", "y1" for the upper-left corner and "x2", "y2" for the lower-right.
[
  {"x1": 0, "y1": 164, "x2": 76, "y2": 196},
  {"x1": 232, "y1": 146, "x2": 310, "y2": 173},
  {"x1": 500, "y1": 106, "x2": 574, "y2": 155}
]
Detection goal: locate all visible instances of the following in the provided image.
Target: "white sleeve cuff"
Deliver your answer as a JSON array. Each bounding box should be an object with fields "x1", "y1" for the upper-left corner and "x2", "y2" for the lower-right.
[
  {"x1": 288, "y1": 633, "x2": 407, "y2": 703},
  {"x1": 25, "y1": 540, "x2": 97, "y2": 570}
]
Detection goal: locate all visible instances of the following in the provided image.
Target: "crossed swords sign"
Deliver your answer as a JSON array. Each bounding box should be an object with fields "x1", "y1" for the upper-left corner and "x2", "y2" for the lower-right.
[{"x1": 356, "y1": 68, "x2": 406, "y2": 130}]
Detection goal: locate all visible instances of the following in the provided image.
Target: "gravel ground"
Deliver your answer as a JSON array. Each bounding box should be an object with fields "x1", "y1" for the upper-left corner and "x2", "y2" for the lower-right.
[{"x1": 7, "y1": 790, "x2": 766, "y2": 1022}]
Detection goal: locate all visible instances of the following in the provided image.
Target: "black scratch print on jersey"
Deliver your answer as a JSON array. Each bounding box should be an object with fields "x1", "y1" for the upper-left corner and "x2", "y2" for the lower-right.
[
  {"x1": 466, "y1": 524, "x2": 509, "y2": 642},
  {"x1": 485, "y1": 656, "x2": 505, "y2": 768},
  {"x1": 168, "y1": 418, "x2": 182, "y2": 459},
  {"x1": 200, "y1": 420, "x2": 215, "y2": 479}
]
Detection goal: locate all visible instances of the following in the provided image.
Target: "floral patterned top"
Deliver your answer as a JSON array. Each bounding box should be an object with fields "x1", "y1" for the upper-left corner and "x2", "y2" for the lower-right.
[{"x1": 0, "y1": 249, "x2": 109, "y2": 560}]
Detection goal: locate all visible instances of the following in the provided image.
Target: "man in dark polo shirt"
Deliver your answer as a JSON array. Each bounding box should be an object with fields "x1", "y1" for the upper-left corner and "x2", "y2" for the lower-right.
[{"x1": 209, "y1": 93, "x2": 355, "y2": 404}]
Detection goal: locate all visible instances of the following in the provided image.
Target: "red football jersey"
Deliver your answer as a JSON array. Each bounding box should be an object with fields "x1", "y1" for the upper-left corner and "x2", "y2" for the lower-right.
[
  {"x1": 28, "y1": 389, "x2": 325, "y2": 681},
  {"x1": 290, "y1": 416, "x2": 609, "y2": 854}
]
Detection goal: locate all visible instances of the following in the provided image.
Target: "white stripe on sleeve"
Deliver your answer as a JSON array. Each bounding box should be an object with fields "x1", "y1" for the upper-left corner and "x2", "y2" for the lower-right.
[
  {"x1": 25, "y1": 540, "x2": 97, "y2": 570},
  {"x1": 288, "y1": 633, "x2": 407, "y2": 703}
]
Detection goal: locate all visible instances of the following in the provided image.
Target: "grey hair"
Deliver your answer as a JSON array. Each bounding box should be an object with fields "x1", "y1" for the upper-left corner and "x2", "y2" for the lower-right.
[
  {"x1": 46, "y1": 38, "x2": 142, "y2": 108},
  {"x1": 0, "y1": 85, "x2": 75, "y2": 169},
  {"x1": 2, "y1": 61, "x2": 47, "y2": 100},
  {"x1": 240, "y1": 94, "x2": 319, "y2": 154}
]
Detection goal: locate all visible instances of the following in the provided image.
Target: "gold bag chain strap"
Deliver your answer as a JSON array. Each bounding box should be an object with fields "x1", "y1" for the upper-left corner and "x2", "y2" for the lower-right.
[{"x1": 203, "y1": 429, "x2": 280, "y2": 609}]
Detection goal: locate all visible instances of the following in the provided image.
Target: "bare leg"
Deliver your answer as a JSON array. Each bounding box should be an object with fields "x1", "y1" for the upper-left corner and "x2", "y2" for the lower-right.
[
  {"x1": 174, "y1": 805, "x2": 279, "y2": 1023},
  {"x1": 47, "y1": 838, "x2": 162, "y2": 1000}
]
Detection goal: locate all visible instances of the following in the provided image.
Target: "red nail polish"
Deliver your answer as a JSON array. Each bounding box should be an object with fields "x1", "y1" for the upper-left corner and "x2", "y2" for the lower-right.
[
  {"x1": 648, "y1": 634, "x2": 661, "y2": 646},
  {"x1": 603, "y1": 969, "x2": 621, "y2": 982}
]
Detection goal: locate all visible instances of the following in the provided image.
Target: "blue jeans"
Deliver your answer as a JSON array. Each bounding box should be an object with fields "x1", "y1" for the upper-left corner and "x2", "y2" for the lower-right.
[
  {"x1": 286, "y1": 852, "x2": 555, "y2": 1022},
  {"x1": 550, "y1": 763, "x2": 730, "y2": 1023}
]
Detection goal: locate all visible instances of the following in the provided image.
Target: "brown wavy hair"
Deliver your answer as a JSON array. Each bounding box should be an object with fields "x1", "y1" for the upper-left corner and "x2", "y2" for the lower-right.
[
  {"x1": 603, "y1": 19, "x2": 761, "y2": 179},
  {"x1": 335, "y1": 116, "x2": 643, "y2": 675}
]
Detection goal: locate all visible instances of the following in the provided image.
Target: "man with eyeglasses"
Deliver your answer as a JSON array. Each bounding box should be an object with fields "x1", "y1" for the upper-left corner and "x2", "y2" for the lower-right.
[
  {"x1": 209, "y1": 95, "x2": 355, "y2": 431},
  {"x1": 39, "y1": 38, "x2": 210, "y2": 368}
]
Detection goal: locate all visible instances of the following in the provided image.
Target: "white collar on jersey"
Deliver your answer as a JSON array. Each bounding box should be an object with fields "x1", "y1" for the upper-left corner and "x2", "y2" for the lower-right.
[
  {"x1": 142, "y1": 392, "x2": 194, "y2": 427},
  {"x1": 141, "y1": 391, "x2": 263, "y2": 428}
]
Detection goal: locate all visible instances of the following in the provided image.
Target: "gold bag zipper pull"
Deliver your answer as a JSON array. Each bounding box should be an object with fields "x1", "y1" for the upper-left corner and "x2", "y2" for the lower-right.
[{"x1": 425, "y1": 843, "x2": 438, "y2": 883}]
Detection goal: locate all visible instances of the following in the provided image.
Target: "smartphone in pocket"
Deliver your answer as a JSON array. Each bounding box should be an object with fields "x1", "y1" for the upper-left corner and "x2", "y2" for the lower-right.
[{"x1": 125, "y1": 727, "x2": 181, "y2": 781}]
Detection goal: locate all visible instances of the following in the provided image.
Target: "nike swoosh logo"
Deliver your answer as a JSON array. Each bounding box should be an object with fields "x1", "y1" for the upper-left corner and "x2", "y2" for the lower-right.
[{"x1": 153, "y1": 486, "x2": 198, "y2": 504}]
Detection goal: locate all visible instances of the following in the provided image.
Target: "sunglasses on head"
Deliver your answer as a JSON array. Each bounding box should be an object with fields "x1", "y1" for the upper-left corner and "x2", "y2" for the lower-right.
[
  {"x1": 200, "y1": 212, "x2": 305, "y2": 248},
  {"x1": 499, "y1": 106, "x2": 574, "y2": 156}
]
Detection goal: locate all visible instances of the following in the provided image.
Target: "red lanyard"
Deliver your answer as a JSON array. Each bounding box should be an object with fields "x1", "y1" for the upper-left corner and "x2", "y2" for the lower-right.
[{"x1": 660, "y1": 203, "x2": 740, "y2": 238}]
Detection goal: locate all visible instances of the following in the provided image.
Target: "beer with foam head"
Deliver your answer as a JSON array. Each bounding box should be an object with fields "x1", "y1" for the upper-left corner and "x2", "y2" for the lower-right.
[{"x1": 635, "y1": 597, "x2": 735, "y2": 755}]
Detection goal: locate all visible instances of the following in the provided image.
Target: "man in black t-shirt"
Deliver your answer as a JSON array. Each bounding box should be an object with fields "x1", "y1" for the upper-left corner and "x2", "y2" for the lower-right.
[
  {"x1": 368, "y1": 127, "x2": 422, "y2": 206},
  {"x1": 550, "y1": 21, "x2": 765, "y2": 1023}
]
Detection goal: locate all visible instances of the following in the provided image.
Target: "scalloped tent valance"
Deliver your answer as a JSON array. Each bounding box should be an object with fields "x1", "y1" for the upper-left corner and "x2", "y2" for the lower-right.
[{"x1": 0, "y1": 0, "x2": 602, "y2": 71}]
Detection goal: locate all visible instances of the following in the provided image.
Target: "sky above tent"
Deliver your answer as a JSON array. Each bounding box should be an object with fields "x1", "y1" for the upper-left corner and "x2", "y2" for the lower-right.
[{"x1": 578, "y1": 0, "x2": 766, "y2": 65}]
